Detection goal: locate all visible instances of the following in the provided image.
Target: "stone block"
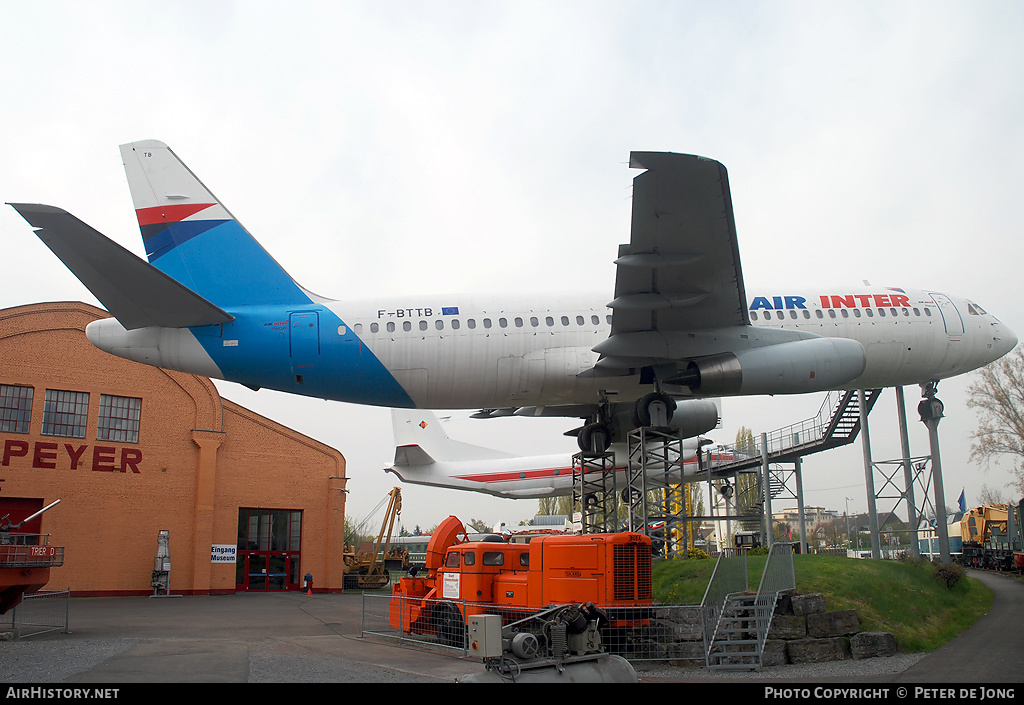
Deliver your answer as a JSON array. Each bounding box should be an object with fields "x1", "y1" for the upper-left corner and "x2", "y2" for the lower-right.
[
  {"x1": 666, "y1": 640, "x2": 706, "y2": 666},
  {"x1": 768, "y1": 614, "x2": 807, "y2": 640},
  {"x1": 807, "y1": 610, "x2": 860, "y2": 638},
  {"x1": 851, "y1": 632, "x2": 898, "y2": 659},
  {"x1": 761, "y1": 639, "x2": 789, "y2": 667},
  {"x1": 791, "y1": 592, "x2": 827, "y2": 616},
  {"x1": 650, "y1": 605, "x2": 703, "y2": 641},
  {"x1": 787, "y1": 636, "x2": 852, "y2": 664}
]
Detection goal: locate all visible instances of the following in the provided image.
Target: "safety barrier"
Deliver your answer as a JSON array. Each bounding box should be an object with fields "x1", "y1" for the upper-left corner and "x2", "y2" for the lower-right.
[
  {"x1": 753, "y1": 543, "x2": 796, "y2": 657},
  {"x1": 699, "y1": 548, "x2": 748, "y2": 661},
  {"x1": 0, "y1": 534, "x2": 65, "y2": 569},
  {"x1": 2, "y1": 589, "x2": 71, "y2": 638}
]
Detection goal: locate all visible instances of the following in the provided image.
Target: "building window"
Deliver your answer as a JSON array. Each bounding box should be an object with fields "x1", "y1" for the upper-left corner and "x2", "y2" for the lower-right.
[
  {"x1": 97, "y1": 394, "x2": 142, "y2": 443},
  {"x1": 41, "y1": 389, "x2": 89, "y2": 438},
  {"x1": 0, "y1": 384, "x2": 33, "y2": 434}
]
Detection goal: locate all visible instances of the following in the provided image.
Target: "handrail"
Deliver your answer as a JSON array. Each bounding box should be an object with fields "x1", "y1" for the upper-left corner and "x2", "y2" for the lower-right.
[
  {"x1": 752, "y1": 543, "x2": 796, "y2": 656},
  {"x1": 0, "y1": 539, "x2": 64, "y2": 568},
  {"x1": 704, "y1": 389, "x2": 885, "y2": 477},
  {"x1": 700, "y1": 548, "x2": 748, "y2": 666},
  {"x1": 700, "y1": 548, "x2": 747, "y2": 607}
]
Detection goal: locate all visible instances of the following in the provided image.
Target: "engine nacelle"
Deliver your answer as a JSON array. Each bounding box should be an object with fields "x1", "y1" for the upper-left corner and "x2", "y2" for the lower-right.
[
  {"x1": 665, "y1": 398, "x2": 720, "y2": 436},
  {"x1": 673, "y1": 338, "x2": 866, "y2": 396}
]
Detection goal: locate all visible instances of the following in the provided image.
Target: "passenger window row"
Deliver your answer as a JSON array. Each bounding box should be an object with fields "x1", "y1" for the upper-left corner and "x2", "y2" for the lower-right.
[
  {"x1": 750, "y1": 307, "x2": 933, "y2": 322},
  {"x1": 353, "y1": 314, "x2": 613, "y2": 335}
]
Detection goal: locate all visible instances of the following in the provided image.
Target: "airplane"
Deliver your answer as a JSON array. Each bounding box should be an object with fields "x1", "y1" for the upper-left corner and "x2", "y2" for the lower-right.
[
  {"x1": 9, "y1": 142, "x2": 1017, "y2": 456},
  {"x1": 386, "y1": 408, "x2": 739, "y2": 499}
]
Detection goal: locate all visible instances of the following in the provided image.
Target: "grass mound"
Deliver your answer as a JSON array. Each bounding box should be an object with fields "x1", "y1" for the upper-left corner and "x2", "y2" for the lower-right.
[{"x1": 652, "y1": 553, "x2": 993, "y2": 652}]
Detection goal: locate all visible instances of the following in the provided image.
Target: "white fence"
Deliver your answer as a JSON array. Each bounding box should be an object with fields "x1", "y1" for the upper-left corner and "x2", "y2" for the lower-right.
[{"x1": 2, "y1": 589, "x2": 70, "y2": 638}]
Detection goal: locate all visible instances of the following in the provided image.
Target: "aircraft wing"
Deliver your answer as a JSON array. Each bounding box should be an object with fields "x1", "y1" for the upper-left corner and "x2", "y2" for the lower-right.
[
  {"x1": 593, "y1": 152, "x2": 770, "y2": 374},
  {"x1": 10, "y1": 203, "x2": 233, "y2": 330},
  {"x1": 614, "y1": 152, "x2": 748, "y2": 330},
  {"x1": 589, "y1": 153, "x2": 869, "y2": 397}
]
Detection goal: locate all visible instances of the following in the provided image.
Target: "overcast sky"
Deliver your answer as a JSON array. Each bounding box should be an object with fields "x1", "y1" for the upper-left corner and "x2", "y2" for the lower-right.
[{"x1": 2, "y1": 2, "x2": 1023, "y2": 533}]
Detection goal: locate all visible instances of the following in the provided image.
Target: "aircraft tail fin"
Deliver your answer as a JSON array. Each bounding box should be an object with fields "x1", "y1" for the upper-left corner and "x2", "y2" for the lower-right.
[
  {"x1": 119, "y1": 140, "x2": 311, "y2": 308},
  {"x1": 391, "y1": 409, "x2": 515, "y2": 467},
  {"x1": 9, "y1": 203, "x2": 233, "y2": 330}
]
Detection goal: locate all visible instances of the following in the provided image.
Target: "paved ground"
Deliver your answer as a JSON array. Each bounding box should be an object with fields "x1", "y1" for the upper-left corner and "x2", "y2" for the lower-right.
[{"x1": 0, "y1": 569, "x2": 1021, "y2": 685}]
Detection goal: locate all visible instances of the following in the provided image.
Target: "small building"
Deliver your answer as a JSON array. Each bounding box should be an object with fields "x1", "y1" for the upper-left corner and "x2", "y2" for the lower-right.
[{"x1": 0, "y1": 302, "x2": 348, "y2": 596}]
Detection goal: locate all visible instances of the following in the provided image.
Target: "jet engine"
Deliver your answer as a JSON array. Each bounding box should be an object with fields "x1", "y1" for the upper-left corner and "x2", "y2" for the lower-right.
[{"x1": 669, "y1": 337, "x2": 866, "y2": 396}]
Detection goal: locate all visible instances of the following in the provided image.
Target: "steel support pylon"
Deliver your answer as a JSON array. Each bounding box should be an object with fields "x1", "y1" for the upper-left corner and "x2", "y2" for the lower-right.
[
  {"x1": 626, "y1": 426, "x2": 691, "y2": 558},
  {"x1": 571, "y1": 451, "x2": 617, "y2": 534}
]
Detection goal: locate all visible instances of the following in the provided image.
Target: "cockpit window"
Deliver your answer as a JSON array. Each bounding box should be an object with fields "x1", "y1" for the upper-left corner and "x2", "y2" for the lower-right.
[{"x1": 967, "y1": 302, "x2": 987, "y2": 315}]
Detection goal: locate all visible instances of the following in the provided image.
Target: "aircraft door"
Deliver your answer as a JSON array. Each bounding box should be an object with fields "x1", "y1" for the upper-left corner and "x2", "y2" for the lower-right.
[
  {"x1": 289, "y1": 311, "x2": 320, "y2": 374},
  {"x1": 496, "y1": 354, "x2": 544, "y2": 401},
  {"x1": 929, "y1": 294, "x2": 964, "y2": 338}
]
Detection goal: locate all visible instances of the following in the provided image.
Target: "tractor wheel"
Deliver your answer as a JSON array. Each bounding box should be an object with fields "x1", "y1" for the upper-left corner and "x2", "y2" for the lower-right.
[{"x1": 435, "y1": 601, "x2": 466, "y2": 649}]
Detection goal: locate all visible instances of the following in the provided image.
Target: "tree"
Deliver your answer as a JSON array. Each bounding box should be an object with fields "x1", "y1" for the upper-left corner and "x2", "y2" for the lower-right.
[
  {"x1": 467, "y1": 518, "x2": 492, "y2": 532},
  {"x1": 732, "y1": 426, "x2": 762, "y2": 534},
  {"x1": 538, "y1": 495, "x2": 573, "y2": 516},
  {"x1": 815, "y1": 518, "x2": 846, "y2": 547},
  {"x1": 978, "y1": 483, "x2": 1010, "y2": 506},
  {"x1": 966, "y1": 349, "x2": 1024, "y2": 497}
]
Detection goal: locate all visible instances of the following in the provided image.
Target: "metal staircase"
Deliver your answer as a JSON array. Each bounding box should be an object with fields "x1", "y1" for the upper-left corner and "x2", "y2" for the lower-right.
[
  {"x1": 701, "y1": 543, "x2": 796, "y2": 671},
  {"x1": 708, "y1": 388, "x2": 883, "y2": 474},
  {"x1": 706, "y1": 593, "x2": 760, "y2": 670}
]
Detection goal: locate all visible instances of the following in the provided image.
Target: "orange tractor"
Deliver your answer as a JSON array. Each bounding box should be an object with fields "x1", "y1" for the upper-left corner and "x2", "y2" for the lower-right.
[{"x1": 389, "y1": 516, "x2": 653, "y2": 649}]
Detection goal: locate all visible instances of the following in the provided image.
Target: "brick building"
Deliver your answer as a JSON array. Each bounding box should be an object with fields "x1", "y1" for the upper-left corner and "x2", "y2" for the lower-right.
[{"x1": 0, "y1": 302, "x2": 348, "y2": 596}]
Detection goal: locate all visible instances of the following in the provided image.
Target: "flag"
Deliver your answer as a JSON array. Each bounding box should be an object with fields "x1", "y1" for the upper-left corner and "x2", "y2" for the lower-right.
[{"x1": 957, "y1": 489, "x2": 966, "y2": 513}]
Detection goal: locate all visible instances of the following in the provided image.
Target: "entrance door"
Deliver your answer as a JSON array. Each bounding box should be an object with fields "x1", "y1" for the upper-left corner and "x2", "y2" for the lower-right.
[
  {"x1": 289, "y1": 311, "x2": 320, "y2": 377},
  {"x1": 240, "y1": 554, "x2": 294, "y2": 591},
  {"x1": 930, "y1": 293, "x2": 965, "y2": 338},
  {"x1": 246, "y1": 554, "x2": 268, "y2": 591},
  {"x1": 235, "y1": 508, "x2": 303, "y2": 592}
]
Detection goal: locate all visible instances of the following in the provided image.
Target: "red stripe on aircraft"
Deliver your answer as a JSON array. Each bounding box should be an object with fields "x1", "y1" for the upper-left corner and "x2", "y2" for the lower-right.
[
  {"x1": 448, "y1": 454, "x2": 735, "y2": 484},
  {"x1": 135, "y1": 203, "x2": 217, "y2": 226},
  {"x1": 453, "y1": 467, "x2": 624, "y2": 484}
]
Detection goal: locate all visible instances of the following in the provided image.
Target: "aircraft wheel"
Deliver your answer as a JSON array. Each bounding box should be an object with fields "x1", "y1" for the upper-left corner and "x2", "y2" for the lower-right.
[
  {"x1": 435, "y1": 601, "x2": 466, "y2": 648},
  {"x1": 620, "y1": 486, "x2": 643, "y2": 504},
  {"x1": 577, "y1": 423, "x2": 611, "y2": 452},
  {"x1": 632, "y1": 392, "x2": 676, "y2": 428}
]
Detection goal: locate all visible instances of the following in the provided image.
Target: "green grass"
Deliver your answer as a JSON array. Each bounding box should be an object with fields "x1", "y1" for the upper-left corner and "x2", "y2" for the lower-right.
[{"x1": 652, "y1": 554, "x2": 993, "y2": 653}]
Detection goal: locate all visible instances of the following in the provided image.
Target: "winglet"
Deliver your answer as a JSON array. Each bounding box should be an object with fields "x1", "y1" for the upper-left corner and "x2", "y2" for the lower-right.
[{"x1": 10, "y1": 203, "x2": 233, "y2": 330}]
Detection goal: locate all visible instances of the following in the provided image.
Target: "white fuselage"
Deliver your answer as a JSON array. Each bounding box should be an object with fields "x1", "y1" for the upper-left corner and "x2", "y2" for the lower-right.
[
  {"x1": 86, "y1": 286, "x2": 1016, "y2": 411},
  {"x1": 329, "y1": 286, "x2": 1013, "y2": 407}
]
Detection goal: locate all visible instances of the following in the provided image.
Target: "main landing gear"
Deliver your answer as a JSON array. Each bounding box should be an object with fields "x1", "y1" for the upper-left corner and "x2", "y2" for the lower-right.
[{"x1": 575, "y1": 392, "x2": 677, "y2": 452}]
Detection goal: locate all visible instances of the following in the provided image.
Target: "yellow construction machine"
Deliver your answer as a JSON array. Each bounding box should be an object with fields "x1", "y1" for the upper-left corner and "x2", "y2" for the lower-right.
[{"x1": 343, "y1": 487, "x2": 403, "y2": 589}]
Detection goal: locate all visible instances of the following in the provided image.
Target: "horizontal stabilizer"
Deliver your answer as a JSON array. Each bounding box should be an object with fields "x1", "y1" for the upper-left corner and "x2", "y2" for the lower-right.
[
  {"x1": 391, "y1": 409, "x2": 514, "y2": 464},
  {"x1": 10, "y1": 203, "x2": 234, "y2": 330},
  {"x1": 394, "y1": 444, "x2": 434, "y2": 467}
]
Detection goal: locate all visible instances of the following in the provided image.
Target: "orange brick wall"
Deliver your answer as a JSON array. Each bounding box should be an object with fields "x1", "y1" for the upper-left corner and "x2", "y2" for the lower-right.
[{"x1": 0, "y1": 302, "x2": 348, "y2": 596}]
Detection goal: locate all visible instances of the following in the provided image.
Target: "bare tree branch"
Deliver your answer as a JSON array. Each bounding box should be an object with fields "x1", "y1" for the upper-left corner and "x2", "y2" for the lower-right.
[{"x1": 966, "y1": 348, "x2": 1024, "y2": 496}]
